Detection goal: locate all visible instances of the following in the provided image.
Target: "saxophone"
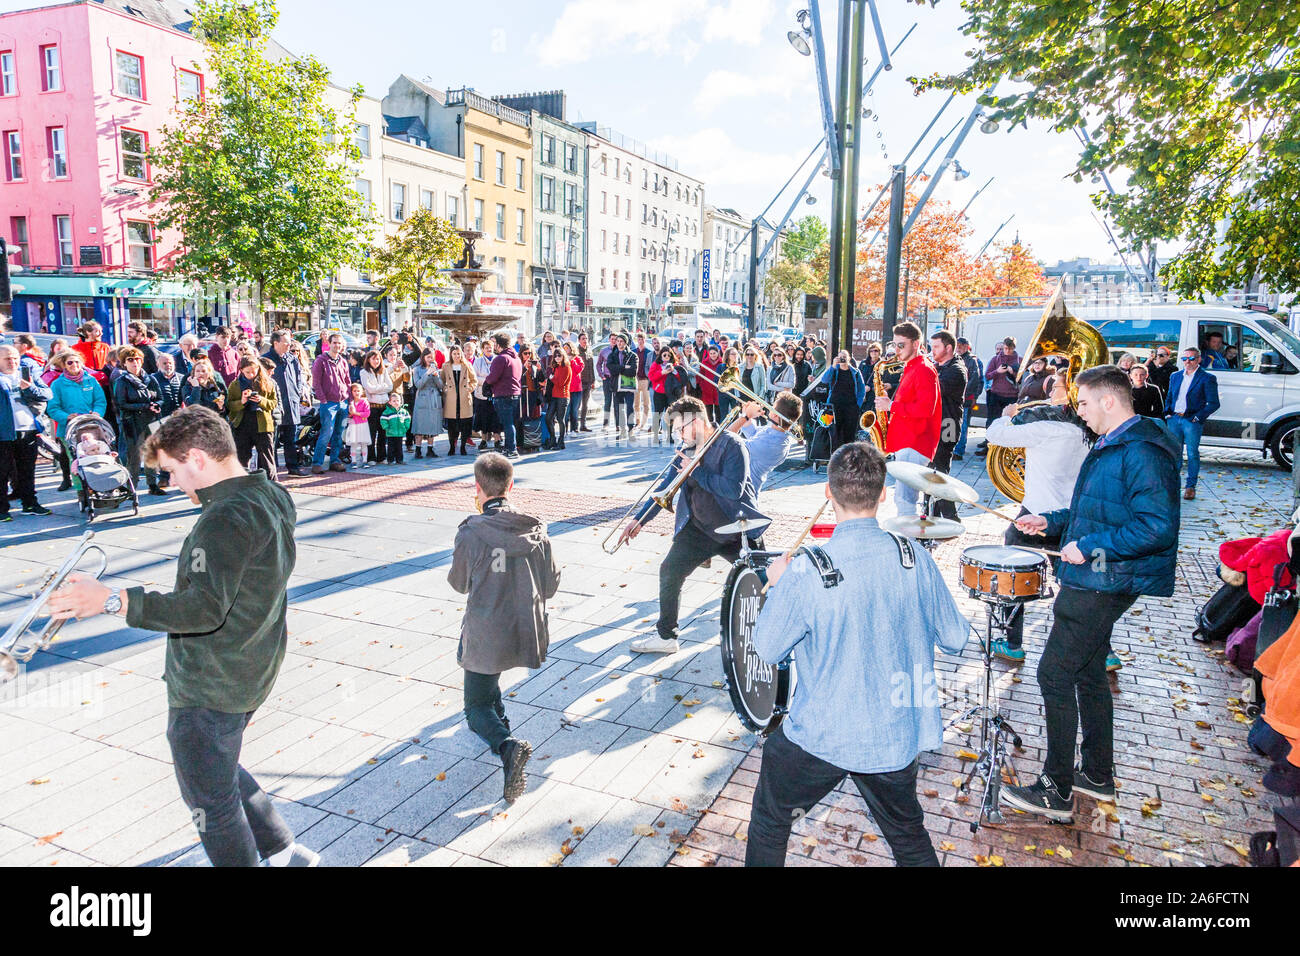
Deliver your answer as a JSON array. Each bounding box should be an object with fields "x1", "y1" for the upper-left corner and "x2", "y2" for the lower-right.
[{"x1": 857, "y1": 359, "x2": 903, "y2": 450}]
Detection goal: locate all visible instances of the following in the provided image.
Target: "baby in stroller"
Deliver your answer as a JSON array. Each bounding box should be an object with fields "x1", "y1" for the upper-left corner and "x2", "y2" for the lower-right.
[{"x1": 64, "y1": 413, "x2": 140, "y2": 520}]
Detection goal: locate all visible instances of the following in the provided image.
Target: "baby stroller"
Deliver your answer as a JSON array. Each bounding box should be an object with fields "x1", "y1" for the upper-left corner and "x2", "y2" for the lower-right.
[
  {"x1": 64, "y1": 414, "x2": 139, "y2": 521},
  {"x1": 295, "y1": 406, "x2": 322, "y2": 459},
  {"x1": 806, "y1": 400, "x2": 835, "y2": 473}
]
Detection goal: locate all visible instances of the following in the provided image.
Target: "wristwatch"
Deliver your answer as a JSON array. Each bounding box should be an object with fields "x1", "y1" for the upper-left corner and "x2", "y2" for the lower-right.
[{"x1": 103, "y1": 588, "x2": 123, "y2": 616}]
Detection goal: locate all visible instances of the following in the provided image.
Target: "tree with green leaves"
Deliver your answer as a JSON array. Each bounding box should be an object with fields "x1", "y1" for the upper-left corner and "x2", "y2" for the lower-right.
[
  {"x1": 782, "y1": 215, "x2": 830, "y2": 265},
  {"x1": 371, "y1": 210, "x2": 463, "y2": 319},
  {"x1": 914, "y1": 1, "x2": 1300, "y2": 297},
  {"x1": 764, "y1": 257, "x2": 816, "y2": 322},
  {"x1": 151, "y1": 0, "x2": 373, "y2": 323}
]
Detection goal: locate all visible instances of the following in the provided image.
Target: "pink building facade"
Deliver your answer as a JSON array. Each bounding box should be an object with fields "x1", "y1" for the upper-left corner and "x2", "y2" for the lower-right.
[{"x1": 0, "y1": 0, "x2": 206, "y2": 341}]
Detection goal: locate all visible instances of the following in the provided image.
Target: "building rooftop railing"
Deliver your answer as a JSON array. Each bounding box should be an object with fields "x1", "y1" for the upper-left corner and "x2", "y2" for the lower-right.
[
  {"x1": 445, "y1": 88, "x2": 531, "y2": 128},
  {"x1": 574, "y1": 122, "x2": 679, "y2": 172}
]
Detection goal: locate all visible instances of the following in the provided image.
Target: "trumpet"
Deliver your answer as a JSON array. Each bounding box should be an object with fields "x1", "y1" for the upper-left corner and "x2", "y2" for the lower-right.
[
  {"x1": 1, "y1": 531, "x2": 108, "y2": 683},
  {"x1": 692, "y1": 361, "x2": 805, "y2": 445}
]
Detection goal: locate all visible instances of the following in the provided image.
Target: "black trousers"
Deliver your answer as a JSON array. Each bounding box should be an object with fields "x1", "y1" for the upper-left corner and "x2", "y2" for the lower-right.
[
  {"x1": 446, "y1": 417, "x2": 472, "y2": 450},
  {"x1": 657, "y1": 522, "x2": 741, "y2": 641},
  {"x1": 234, "y1": 418, "x2": 275, "y2": 481},
  {"x1": 166, "y1": 706, "x2": 295, "y2": 867},
  {"x1": 0, "y1": 433, "x2": 39, "y2": 514},
  {"x1": 984, "y1": 393, "x2": 1012, "y2": 430},
  {"x1": 999, "y1": 507, "x2": 1063, "y2": 647},
  {"x1": 547, "y1": 397, "x2": 570, "y2": 446},
  {"x1": 367, "y1": 405, "x2": 386, "y2": 462},
  {"x1": 1037, "y1": 586, "x2": 1136, "y2": 787},
  {"x1": 278, "y1": 419, "x2": 301, "y2": 470},
  {"x1": 746, "y1": 725, "x2": 938, "y2": 867},
  {"x1": 830, "y1": 400, "x2": 859, "y2": 453},
  {"x1": 463, "y1": 670, "x2": 511, "y2": 755},
  {"x1": 928, "y1": 440, "x2": 957, "y2": 520},
  {"x1": 385, "y1": 436, "x2": 404, "y2": 463}
]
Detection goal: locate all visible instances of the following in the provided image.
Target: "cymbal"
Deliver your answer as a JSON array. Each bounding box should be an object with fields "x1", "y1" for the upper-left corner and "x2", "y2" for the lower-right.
[
  {"x1": 886, "y1": 460, "x2": 979, "y2": 504},
  {"x1": 880, "y1": 515, "x2": 966, "y2": 540},
  {"x1": 715, "y1": 518, "x2": 760, "y2": 536}
]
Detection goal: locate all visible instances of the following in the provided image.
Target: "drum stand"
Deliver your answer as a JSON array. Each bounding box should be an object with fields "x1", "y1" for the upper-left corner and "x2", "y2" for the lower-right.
[{"x1": 948, "y1": 585, "x2": 1025, "y2": 833}]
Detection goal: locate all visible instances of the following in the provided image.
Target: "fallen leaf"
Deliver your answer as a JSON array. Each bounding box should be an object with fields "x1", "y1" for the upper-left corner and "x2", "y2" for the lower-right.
[
  {"x1": 801, "y1": 835, "x2": 819, "y2": 847},
  {"x1": 36, "y1": 832, "x2": 63, "y2": 846},
  {"x1": 572, "y1": 826, "x2": 585, "y2": 835},
  {"x1": 681, "y1": 699, "x2": 702, "y2": 707},
  {"x1": 1224, "y1": 840, "x2": 1249, "y2": 859},
  {"x1": 607, "y1": 857, "x2": 619, "y2": 865},
  {"x1": 923, "y1": 789, "x2": 939, "y2": 798},
  {"x1": 632, "y1": 824, "x2": 656, "y2": 837},
  {"x1": 1023, "y1": 844, "x2": 1036, "y2": 852},
  {"x1": 692, "y1": 748, "x2": 706, "y2": 759},
  {"x1": 435, "y1": 772, "x2": 447, "y2": 781},
  {"x1": 955, "y1": 749, "x2": 979, "y2": 761},
  {"x1": 28, "y1": 777, "x2": 50, "y2": 786},
  {"x1": 547, "y1": 853, "x2": 565, "y2": 865},
  {"x1": 1055, "y1": 846, "x2": 1073, "y2": 860},
  {"x1": 939, "y1": 841, "x2": 956, "y2": 852}
]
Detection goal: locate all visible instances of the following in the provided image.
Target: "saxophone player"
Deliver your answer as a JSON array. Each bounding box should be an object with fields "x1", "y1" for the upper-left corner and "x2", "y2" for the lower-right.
[{"x1": 872, "y1": 322, "x2": 941, "y2": 517}]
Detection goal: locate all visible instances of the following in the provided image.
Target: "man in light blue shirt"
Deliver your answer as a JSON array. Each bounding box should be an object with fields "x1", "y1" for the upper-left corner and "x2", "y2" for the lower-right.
[
  {"x1": 729, "y1": 391, "x2": 803, "y2": 493},
  {"x1": 746, "y1": 442, "x2": 969, "y2": 866}
]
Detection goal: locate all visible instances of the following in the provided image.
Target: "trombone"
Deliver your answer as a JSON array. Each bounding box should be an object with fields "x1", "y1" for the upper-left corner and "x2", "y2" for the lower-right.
[
  {"x1": 600, "y1": 404, "x2": 744, "y2": 554},
  {"x1": 692, "y1": 361, "x2": 805, "y2": 445},
  {"x1": 1, "y1": 531, "x2": 109, "y2": 683}
]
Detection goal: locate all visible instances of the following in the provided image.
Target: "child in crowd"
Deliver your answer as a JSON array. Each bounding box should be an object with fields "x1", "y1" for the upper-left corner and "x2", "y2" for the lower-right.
[
  {"x1": 449, "y1": 453, "x2": 560, "y2": 804},
  {"x1": 380, "y1": 391, "x2": 412, "y2": 464},
  {"x1": 344, "y1": 382, "x2": 371, "y2": 469},
  {"x1": 75, "y1": 429, "x2": 112, "y2": 462}
]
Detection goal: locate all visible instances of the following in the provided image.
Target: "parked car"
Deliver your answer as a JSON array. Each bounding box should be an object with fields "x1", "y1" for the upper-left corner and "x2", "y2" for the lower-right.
[
  {"x1": 963, "y1": 302, "x2": 1300, "y2": 469},
  {"x1": 293, "y1": 330, "x2": 366, "y2": 354}
]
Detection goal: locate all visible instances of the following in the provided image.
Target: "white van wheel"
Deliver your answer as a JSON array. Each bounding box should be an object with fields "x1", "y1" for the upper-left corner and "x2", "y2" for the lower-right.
[{"x1": 1269, "y1": 420, "x2": 1298, "y2": 471}]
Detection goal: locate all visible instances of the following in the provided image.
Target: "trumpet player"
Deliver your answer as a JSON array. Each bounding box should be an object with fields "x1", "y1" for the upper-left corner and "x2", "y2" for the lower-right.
[
  {"x1": 727, "y1": 390, "x2": 803, "y2": 495},
  {"x1": 620, "y1": 396, "x2": 769, "y2": 655},
  {"x1": 48, "y1": 407, "x2": 319, "y2": 867}
]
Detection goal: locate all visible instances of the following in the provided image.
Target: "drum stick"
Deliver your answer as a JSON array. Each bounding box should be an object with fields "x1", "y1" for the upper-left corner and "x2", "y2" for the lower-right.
[
  {"x1": 964, "y1": 499, "x2": 1053, "y2": 541},
  {"x1": 762, "y1": 499, "x2": 830, "y2": 595}
]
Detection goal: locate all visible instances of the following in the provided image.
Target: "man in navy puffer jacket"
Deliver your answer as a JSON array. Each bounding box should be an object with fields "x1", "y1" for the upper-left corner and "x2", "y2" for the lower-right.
[{"x1": 1001, "y1": 365, "x2": 1180, "y2": 822}]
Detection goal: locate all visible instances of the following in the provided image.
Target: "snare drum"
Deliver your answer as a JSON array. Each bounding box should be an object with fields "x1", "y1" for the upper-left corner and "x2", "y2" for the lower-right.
[
  {"x1": 959, "y1": 545, "x2": 1048, "y2": 603},
  {"x1": 720, "y1": 551, "x2": 793, "y2": 735}
]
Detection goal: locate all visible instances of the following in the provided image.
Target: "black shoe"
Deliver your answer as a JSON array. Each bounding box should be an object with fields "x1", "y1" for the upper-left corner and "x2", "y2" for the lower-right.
[
  {"x1": 500, "y1": 738, "x2": 532, "y2": 804},
  {"x1": 1072, "y1": 766, "x2": 1116, "y2": 801},
  {"x1": 1000, "y1": 773, "x2": 1074, "y2": 822},
  {"x1": 22, "y1": 503, "x2": 52, "y2": 516},
  {"x1": 414, "y1": 447, "x2": 423, "y2": 459},
  {"x1": 975, "y1": 447, "x2": 989, "y2": 457},
  {"x1": 505, "y1": 451, "x2": 520, "y2": 460},
  {"x1": 147, "y1": 486, "x2": 167, "y2": 497},
  {"x1": 459, "y1": 444, "x2": 469, "y2": 456},
  {"x1": 951, "y1": 453, "x2": 964, "y2": 461},
  {"x1": 0, "y1": 513, "x2": 11, "y2": 522},
  {"x1": 57, "y1": 479, "x2": 73, "y2": 492},
  {"x1": 557, "y1": 441, "x2": 565, "y2": 450},
  {"x1": 426, "y1": 448, "x2": 437, "y2": 457},
  {"x1": 1263, "y1": 761, "x2": 1300, "y2": 797},
  {"x1": 494, "y1": 440, "x2": 504, "y2": 451}
]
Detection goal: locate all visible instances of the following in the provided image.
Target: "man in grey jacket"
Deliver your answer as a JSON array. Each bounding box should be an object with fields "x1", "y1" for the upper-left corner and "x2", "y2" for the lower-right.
[{"x1": 449, "y1": 453, "x2": 560, "y2": 803}]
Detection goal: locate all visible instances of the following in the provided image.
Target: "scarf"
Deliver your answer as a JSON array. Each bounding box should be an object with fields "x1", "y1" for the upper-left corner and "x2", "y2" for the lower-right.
[{"x1": 63, "y1": 368, "x2": 85, "y2": 384}]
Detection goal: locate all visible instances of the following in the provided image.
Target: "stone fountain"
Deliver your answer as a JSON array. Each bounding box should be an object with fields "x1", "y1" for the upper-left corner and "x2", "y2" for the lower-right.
[{"x1": 425, "y1": 229, "x2": 516, "y2": 341}]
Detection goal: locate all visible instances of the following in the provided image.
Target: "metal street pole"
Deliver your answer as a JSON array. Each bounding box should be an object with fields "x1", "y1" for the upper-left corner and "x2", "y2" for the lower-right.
[
  {"x1": 902, "y1": 98, "x2": 987, "y2": 236},
  {"x1": 837, "y1": 1, "x2": 867, "y2": 356},
  {"x1": 809, "y1": 0, "x2": 841, "y2": 176},
  {"x1": 748, "y1": 219, "x2": 760, "y2": 337},
  {"x1": 827, "y1": 0, "x2": 853, "y2": 353},
  {"x1": 977, "y1": 214, "x2": 1015, "y2": 257},
  {"x1": 881, "y1": 164, "x2": 906, "y2": 344}
]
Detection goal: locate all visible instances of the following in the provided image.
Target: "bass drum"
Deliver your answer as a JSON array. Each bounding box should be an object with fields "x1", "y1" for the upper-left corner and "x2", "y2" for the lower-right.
[{"x1": 719, "y1": 553, "x2": 794, "y2": 736}]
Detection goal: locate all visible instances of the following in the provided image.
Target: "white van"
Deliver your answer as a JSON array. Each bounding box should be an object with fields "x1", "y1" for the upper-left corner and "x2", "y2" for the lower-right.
[{"x1": 962, "y1": 303, "x2": 1300, "y2": 469}]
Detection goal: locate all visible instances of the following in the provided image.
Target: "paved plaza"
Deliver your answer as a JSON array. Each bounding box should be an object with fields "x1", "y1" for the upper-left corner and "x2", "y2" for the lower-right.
[{"x1": 0, "y1": 422, "x2": 1293, "y2": 867}]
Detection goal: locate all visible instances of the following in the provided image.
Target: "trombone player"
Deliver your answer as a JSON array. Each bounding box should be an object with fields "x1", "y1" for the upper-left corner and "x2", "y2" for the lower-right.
[{"x1": 619, "y1": 396, "x2": 769, "y2": 655}]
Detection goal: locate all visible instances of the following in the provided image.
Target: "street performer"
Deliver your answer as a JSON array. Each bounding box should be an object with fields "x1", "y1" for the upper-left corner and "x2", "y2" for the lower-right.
[
  {"x1": 727, "y1": 390, "x2": 803, "y2": 496},
  {"x1": 620, "y1": 395, "x2": 769, "y2": 655},
  {"x1": 745, "y1": 442, "x2": 970, "y2": 866},
  {"x1": 48, "y1": 407, "x2": 318, "y2": 866},
  {"x1": 873, "y1": 321, "x2": 940, "y2": 517},
  {"x1": 1000, "y1": 366, "x2": 1179, "y2": 821}
]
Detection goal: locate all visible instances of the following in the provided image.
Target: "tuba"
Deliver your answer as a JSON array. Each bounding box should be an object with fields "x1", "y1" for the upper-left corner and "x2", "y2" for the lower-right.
[
  {"x1": 986, "y1": 280, "x2": 1109, "y2": 502},
  {"x1": 858, "y1": 358, "x2": 904, "y2": 450}
]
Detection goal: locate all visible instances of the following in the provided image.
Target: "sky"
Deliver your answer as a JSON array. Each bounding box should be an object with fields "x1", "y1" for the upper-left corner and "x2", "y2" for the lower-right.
[{"x1": 4, "y1": 0, "x2": 1132, "y2": 268}]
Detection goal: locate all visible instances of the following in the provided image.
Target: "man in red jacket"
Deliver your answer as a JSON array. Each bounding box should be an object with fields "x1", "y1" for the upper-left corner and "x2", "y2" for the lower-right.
[{"x1": 874, "y1": 321, "x2": 940, "y2": 516}]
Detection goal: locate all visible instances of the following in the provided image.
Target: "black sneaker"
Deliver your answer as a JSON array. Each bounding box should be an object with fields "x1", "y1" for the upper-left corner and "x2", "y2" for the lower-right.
[
  {"x1": 500, "y1": 738, "x2": 532, "y2": 804},
  {"x1": 21, "y1": 503, "x2": 52, "y2": 516},
  {"x1": 1073, "y1": 766, "x2": 1116, "y2": 801},
  {"x1": 504, "y1": 451, "x2": 520, "y2": 460},
  {"x1": 0, "y1": 513, "x2": 11, "y2": 523},
  {"x1": 1000, "y1": 773, "x2": 1074, "y2": 822}
]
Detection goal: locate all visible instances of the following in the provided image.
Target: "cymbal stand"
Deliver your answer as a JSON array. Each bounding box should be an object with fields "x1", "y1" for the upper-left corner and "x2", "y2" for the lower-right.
[{"x1": 947, "y1": 578, "x2": 1025, "y2": 832}]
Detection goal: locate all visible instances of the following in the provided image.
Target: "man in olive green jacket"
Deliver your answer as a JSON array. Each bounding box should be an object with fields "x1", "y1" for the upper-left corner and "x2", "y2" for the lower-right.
[{"x1": 50, "y1": 407, "x2": 317, "y2": 867}]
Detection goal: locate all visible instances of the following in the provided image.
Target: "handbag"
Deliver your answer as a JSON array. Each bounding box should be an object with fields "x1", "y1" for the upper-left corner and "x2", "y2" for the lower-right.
[{"x1": 1258, "y1": 564, "x2": 1297, "y2": 660}]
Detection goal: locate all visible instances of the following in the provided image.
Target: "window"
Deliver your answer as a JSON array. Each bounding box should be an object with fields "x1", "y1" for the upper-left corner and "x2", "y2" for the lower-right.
[
  {"x1": 612, "y1": 231, "x2": 619, "y2": 255},
  {"x1": 613, "y1": 269, "x2": 619, "y2": 287},
  {"x1": 1196, "y1": 321, "x2": 1272, "y2": 373},
  {"x1": 643, "y1": 169, "x2": 649, "y2": 189},
  {"x1": 542, "y1": 223, "x2": 555, "y2": 262},
  {"x1": 541, "y1": 176, "x2": 555, "y2": 212},
  {"x1": 54, "y1": 215, "x2": 73, "y2": 266},
  {"x1": 613, "y1": 157, "x2": 620, "y2": 179},
  {"x1": 601, "y1": 191, "x2": 607, "y2": 213},
  {"x1": 516, "y1": 260, "x2": 526, "y2": 294},
  {"x1": 127, "y1": 220, "x2": 153, "y2": 269},
  {"x1": 641, "y1": 273, "x2": 647, "y2": 292},
  {"x1": 624, "y1": 271, "x2": 630, "y2": 290},
  {"x1": 10, "y1": 217, "x2": 28, "y2": 265},
  {"x1": 391, "y1": 182, "x2": 406, "y2": 221},
  {"x1": 565, "y1": 182, "x2": 576, "y2": 216},
  {"x1": 178, "y1": 68, "x2": 202, "y2": 103},
  {"x1": 48, "y1": 127, "x2": 67, "y2": 178},
  {"x1": 0, "y1": 52, "x2": 14, "y2": 96},
  {"x1": 420, "y1": 188, "x2": 434, "y2": 211},
  {"x1": 355, "y1": 177, "x2": 371, "y2": 208},
  {"x1": 515, "y1": 156, "x2": 525, "y2": 189},
  {"x1": 625, "y1": 166, "x2": 631, "y2": 183},
  {"x1": 600, "y1": 230, "x2": 606, "y2": 252},
  {"x1": 495, "y1": 150, "x2": 505, "y2": 185},
  {"x1": 120, "y1": 129, "x2": 148, "y2": 180},
  {"x1": 41, "y1": 45, "x2": 61, "y2": 91},
  {"x1": 600, "y1": 268, "x2": 606, "y2": 289},
  {"x1": 565, "y1": 143, "x2": 578, "y2": 173},
  {"x1": 640, "y1": 238, "x2": 647, "y2": 258},
  {"x1": 495, "y1": 203, "x2": 506, "y2": 240},
  {"x1": 355, "y1": 123, "x2": 371, "y2": 158},
  {"x1": 626, "y1": 202, "x2": 631, "y2": 221},
  {"x1": 624, "y1": 236, "x2": 630, "y2": 255},
  {"x1": 542, "y1": 134, "x2": 555, "y2": 165},
  {"x1": 516, "y1": 208, "x2": 525, "y2": 243},
  {"x1": 115, "y1": 51, "x2": 143, "y2": 99},
  {"x1": 614, "y1": 195, "x2": 620, "y2": 217},
  {"x1": 473, "y1": 198, "x2": 484, "y2": 232},
  {"x1": 4, "y1": 131, "x2": 21, "y2": 180},
  {"x1": 491, "y1": 256, "x2": 505, "y2": 292},
  {"x1": 447, "y1": 194, "x2": 459, "y2": 227},
  {"x1": 473, "y1": 143, "x2": 484, "y2": 179}
]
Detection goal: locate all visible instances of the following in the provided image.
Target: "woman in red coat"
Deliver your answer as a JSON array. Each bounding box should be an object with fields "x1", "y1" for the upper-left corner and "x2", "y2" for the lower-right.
[{"x1": 696, "y1": 344, "x2": 722, "y2": 424}]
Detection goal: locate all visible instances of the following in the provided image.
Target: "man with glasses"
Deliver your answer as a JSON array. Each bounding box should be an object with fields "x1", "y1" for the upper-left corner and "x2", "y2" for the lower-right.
[
  {"x1": 953, "y1": 337, "x2": 982, "y2": 460},
  {"x1": 632, "y1": 331, "x2": 654, "y2": 431},
  {"x1": 1145, "y1": 346, "x2": 1174, "y2": 396},
  {"x1": 873, "y1": 322, "x2": 941, "y2": 517},
  {"x1": 1162, "y1": 347, "x2": 1220, "y2": 500}
]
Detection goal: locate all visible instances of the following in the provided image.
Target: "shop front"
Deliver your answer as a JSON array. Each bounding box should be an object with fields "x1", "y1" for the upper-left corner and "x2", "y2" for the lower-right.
[
  {"x1": 589, "y1": 291, "x2": 649, "y2": 337},
  {"x1": 324, "y1": 287, "x2": 386, "y2": 337},
  {"x1": 7, "y1": 274, "x2": 204, "y2": 343}
]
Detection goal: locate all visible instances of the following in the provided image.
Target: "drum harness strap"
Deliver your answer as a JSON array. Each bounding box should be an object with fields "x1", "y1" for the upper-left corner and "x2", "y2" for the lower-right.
[
  {"x1": 792, "y1": 533, "x2": 912, "y2": 588},
  {"x1": 886, "y1": 532, "x2": 917, "y2": 570}
]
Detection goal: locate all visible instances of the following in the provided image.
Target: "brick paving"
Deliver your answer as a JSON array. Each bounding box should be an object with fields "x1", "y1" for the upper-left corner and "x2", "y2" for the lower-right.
[{"x1": 0, "y1": 422, "x2": 1294, "y2": 867}]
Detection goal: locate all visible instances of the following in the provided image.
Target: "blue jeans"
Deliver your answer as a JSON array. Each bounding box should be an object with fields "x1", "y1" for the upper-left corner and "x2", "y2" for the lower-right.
[
  {"x1": 954, "y1": 404, "x2": 973, "y2": 455},
  {"x1": 1166, "y1": 415, "x2": 1203, "y2": 488},
  {"x1": 492, "y1": 396, "x2": 518, "y2": 454},
  {"x1": 312, "y1": 401, "x2": 347, "y2": 467}
]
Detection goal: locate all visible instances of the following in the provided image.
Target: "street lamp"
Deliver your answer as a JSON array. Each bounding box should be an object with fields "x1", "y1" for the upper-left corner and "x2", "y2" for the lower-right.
[
  {"x1": 952, "y1": 160, "x2": 970, "y2": 181},
  {"x1": 788, "y1": 9, "x2": 812, "y2": 56},
  {"x1": 805, "y1": 194, "x2": 817, "y2": 205},
  {"x1": 979, "y1": 115, "x2": 1000, "y2": 134}
]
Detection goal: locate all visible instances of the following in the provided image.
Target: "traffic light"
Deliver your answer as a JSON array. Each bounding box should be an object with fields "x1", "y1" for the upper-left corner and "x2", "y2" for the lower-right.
[{"x1": 0, "y1": 237, "x2": 15, "y2": 305}]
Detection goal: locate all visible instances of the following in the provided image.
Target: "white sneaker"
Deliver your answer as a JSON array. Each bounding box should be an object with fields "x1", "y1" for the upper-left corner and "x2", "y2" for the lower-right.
[{"x1": 630, "y1": 635, "x2": 680, "y2": 654}]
